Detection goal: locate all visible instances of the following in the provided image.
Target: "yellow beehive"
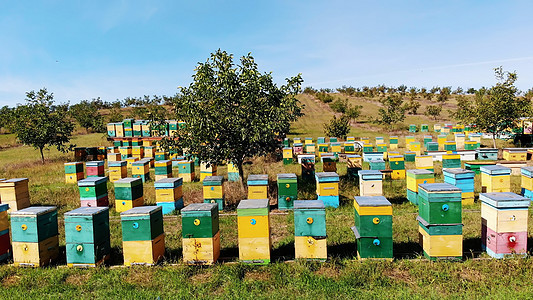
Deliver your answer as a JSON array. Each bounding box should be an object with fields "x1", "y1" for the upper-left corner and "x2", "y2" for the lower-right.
[
  {"x1": 481, "y1": 173, "x2": 510, "y2": 193},
  {"x1": 0, "y1": 178, "x2": 30, "y2": 212},
  {"x1": 142, "y1": 138, "x2": 152, "y2": 147},
  {"x1": 418, "y1": 225, "x2": 462, "y2": 258},
  {"x1": 237, "y1": 199, "x2": 271, "y2": 264},
  {"x1": 107, "y1": 153, "x2": 121, "y2": 162},
  {"x1": 454, "y1": 134, "x2": 465, "y2": 150},
  {"x1": 503, "y1": 149, "x2": 527, "y2": 161},
  {"x1": 306, "y1": 144, "x2": 316, "y2": 154},
  {"x1": 115, "y1": 124, "x2": 124, "y2": 137},
  {"x1": 391, "y1": 170, "x2": 406, "y2": 180},
  {"x1": 361, "y1": 138, "x2": 370, "y2": 144},
  {"x1": 182, "y1": 232, "x2": 220, "y2": 265},
  {"x1": 294, "y1": 236, "x2": 327, "y2": 259},
  {"x1": 405, "y1": 136, "x2": 415, "y2": 147},
  {"x1": 115, "y1": 197, "x2": 144, "y2": 212},
  {"x1": 132, "y1": 146, "x2": 144, "y2": 160},
  {"x1": 119, "y1": 147, "x2": 132, "y2": 159},
  {"x1": 109, "y1": 161, "x2": 128, "y2": 182},
  {"x1": 415, "y1": 155, "x2": 433, "y2": 170},
  {"x1": 408, "y1": 142, "x2": 421, "y2": 156},
  {"x1": 126, "y1": 157, "x2": 139, "y2": 168},
  {"x1": 283, "y1": 148, "x2": 293, "y2": 159},
  {"x1": 12, "y1": 236, "x2": 60, "y2": 267},
  {"x1": 200, "y1": 162, "x2": 217, "y2": 182},
  {"x1": 122, "y1": 234, "x2": 165, "y2": 266},
  {"x1": 437, "y1": 136, "x2": 447, "y2": 150}
]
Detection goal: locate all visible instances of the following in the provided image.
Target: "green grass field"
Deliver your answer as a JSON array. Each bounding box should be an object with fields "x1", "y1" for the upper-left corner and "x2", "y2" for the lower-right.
[{"x1": 0, "y1": 94, "x2": 532, "y2": 299}]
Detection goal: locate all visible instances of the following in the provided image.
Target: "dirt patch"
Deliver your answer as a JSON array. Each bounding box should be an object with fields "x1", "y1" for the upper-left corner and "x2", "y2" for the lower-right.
[
  {"x1": 244, "y1": 270, "x2": 271, "y2": 282},
  {"x1": 183, "y1": 189, "x2": 203, "y2": 205},
  {"x1": 314, "y1": 265, "x2": 341, "y2": 279},
  {"x1": 189, "y1": 271, "x2": 212, "y2": 284},
  {"x1": 124, "y1": 267, "x2": 155, "y2": 287},
  {"x1": 65, "y1": 273, "x2": 90, "y2": 286},
  {"x1": 2, "y1": 275, "x2": 20, "y2": 287},
  {"x1": 459, "y1": 268, "x2": 484, "y2": 282},
  {"x1": 383, "y1": 268, "x2": 414, "y2": 285}
]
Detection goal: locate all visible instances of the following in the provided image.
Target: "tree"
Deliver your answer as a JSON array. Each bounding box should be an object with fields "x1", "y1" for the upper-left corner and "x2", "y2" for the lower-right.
[
  {"x1": 425, "y1": 104, "x2": 442, "y2": 120},
  {"x1": 69, "y1": 99, "x2": 105, "y2": 133},
  {"x1": 12, "y1": 88, "x2": 75, "y2": 163},
  {"x1": 408, "y1": 87, "x2": 418, "y2": 100},
  {"x1": 345, "y1": 104, "x2": 362, "y2": 122},
  {"x1": 466, "y1": 88, "x2": 477, "y2": 94},
  {"x1": 323, "y1": 115, "x2": 350, "y2": 139},
  {"x1": 403, "y1": 99, "x2": 421, "y2": 115},
  {"x1": 397, "y1": 85, "x2": 408, "y2": 96},
  {"x1": 171, "y1": 50, "x2": 304, "y2": 178},
  {"x1": 0, "y1": 106, "x2": 15, "y2": 132},
  {"x1": 377, "y1": 95, "x2": 405, "y2": 127},
  {"x1": 437, "y1": 86, "x2": 452, "y2": 103},
  {"x1": 329, "y1": 98, "x2": 348, "y2": 113}
]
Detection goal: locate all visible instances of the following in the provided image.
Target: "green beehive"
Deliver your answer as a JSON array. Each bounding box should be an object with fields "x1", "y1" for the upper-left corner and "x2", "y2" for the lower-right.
[
  {"x1": 78, "y1": 177, "x2": 107, "y2": 199},
  {"x1": 423, "y1": 136, "x2": 432, "y2": 148},
  {"x1": 363, "y1": 144, "x2": 374, "y2": 152},
  {"x1": 181, "y1": 203, "x2": 219, "y2": 239},
  {"x1": 426, "y1": 142, "x2": 439, "y2": 151},
  {"x1": 114, "y1": 178, "x2": 144, "y2": 200},
  {"x1": 277, "y1": 173, "x2": 298, "y2": 210},
  {"x1": 294, "y1": 200, "x2": 326, "y2": 237},
  {"x1": 317, "y1": 137, "x2": 326, "y2": 144},
  {"x1": 409, "y1": 124, "x2": 417, "y2": 132},
  {"x1": 389, "y1": 136, "x2": 398, "y2": 145},
  {"x1": 65, "y1": 162, "x2": 84, "y2": 174},
  {"x1": 354, "y1": 196, "x2": 392, "y2": 238},
  {"x1": 203, "y1": 176, "x2": 224, "y2": 210},
  {"x1": 464, "y1": 141, "x2": 478, "y2": 150},
  {"x1": 329, "y1": 137, "x2": 338, "y2": 143},
  {"x1": 421, "y1": 124, "x2": 429, "y2": 132},
  {"x1": 404, "y1": 151, "x2": 416, "y2": 162},
  {"x1": 444, "y1": 142, "x2": 456, "y2": 151},
  {"x1": 121, "y1": 140, "x2": 131, "y2": 147},
  {"x1": 123, "y1": 119, "x2": 134, "y2": 128},
  {"x1": 376, "y1": 144, "x2": 387, "y2": 153},
  {"x1": 64, "y1": 207, "x2": 110, "y2": 266},
  {"x1": 11, "y1": 206, "x2": 58, "y2": 243},
  {"x1": 113, "y1": 140, "x2": 122, "y2": 147},
  {"x1": 283, "y1": 138, "x2": 290, "y2": 147},
  {"x1": 121, "y1": 206, "x2": 164, "y2": 241},
  {"x1": 388, "y1": 155, "x2": 405, "y2": 170},
  {"x1": 369, "y1": 159, "x2": 386, "y2": 170},
  {"x1": 155, "y1": 160, "x2": 173, "y2": 175},
  {"x1": 418, "y1": 183, "x2": 462, "y2": 225}
]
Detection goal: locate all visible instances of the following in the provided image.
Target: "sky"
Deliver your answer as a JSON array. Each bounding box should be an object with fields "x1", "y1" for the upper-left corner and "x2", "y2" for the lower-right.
[{"x1": 1, "y1": 0, "x2": 533, "y2": 106}]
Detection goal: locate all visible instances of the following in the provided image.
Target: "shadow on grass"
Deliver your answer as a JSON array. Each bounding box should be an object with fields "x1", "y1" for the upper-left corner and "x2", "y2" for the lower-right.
[
  {"x1": 272, "y1": 242, "x2": 295, "y2": 262},
  {"x1": 463, "y1": 237, "x2": 483, "y2": 259},
  {"x1": 393, "y1": 241, "x2": 421, "y2": 259}
]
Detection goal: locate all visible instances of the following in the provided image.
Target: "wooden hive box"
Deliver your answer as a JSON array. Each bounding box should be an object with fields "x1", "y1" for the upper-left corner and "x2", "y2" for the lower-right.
[
  {"x1": 86, "y1": 160, "x2": 105, "y2": 177},
  {"x1": 293, "y1": 143, "x2": 304, "y2": 155},
  {"x1": 11, "y1": 206, "x2": 59, "y2": 267},
  {"x1": 121, "y1": 206, "x2": 164, "y2": 266},
  {"x1": 421, "y1": 124, "x2": 429, "y2": 132},
  {"x1": 480, "y1": 165, "x2": 511, "y2": 193},
  {"x1": 0, "y1": 178, "x2": 30, "y2": 212},
  {"x1": 277, "y1": 173, "x2": 297, "y2": 210},
  {"x1": 330, "y1": 142, "x2": 342, "y2": 154},
  {"x1": 444, "y1": 141, "x2": 456, "y2": 151},
  {"x1": 124, "y1": 128, "x2": 133, "y2": 137},
  {"x1": 64, "y1": 162, "x2": 85, "y2": 183},
  {"x1": 408, "y1": 141, "x2": 421, "y2": 156},
  {"x1": 423, "y1": 136, "x2": 432, "y2": 148},
  {"x1": 322, "y1": 155, "x2": 337, "y2": 173},
  {"x1": 293, "y1": 200, "x2": 327, "y2": 260},
  {"x1": 353, "y1": 196, "x2": 393, "y2": 259},
  {"x1": 114, "y1": 123, "x2": 124, "y2": 137},
  {"x1": 283, "y1": 147, "x2": 293, "y2": 164},
  {"x1": 131, "y1": 160, "x2": 150, "y2": 183},
  {"x1": 405, "y1": 136, "x2": 415, "y2": 146},
  {"x1": 178, "y1": 160, "x2": 195, "y2": 182},
  {"x1": 107, "y1": 153, "x2": 121, "y2": 162},
  {"x1": 305, "y1": 143, "x2": 316, "y2": 154},
  {"x1": 119, "y1": 146, "x2": 132, "y2": 160},
  {"x1": 293, "y1": 137, "x2": 301, "y2": 144},
  {"x1": 358, "y1": 170, "x2": 383, "y2": 197},
  {"x1": 227, "y1": 163, "x2": 240, "y2": 182},
  {"x1": 304, "y1": 137, "x2": 313, "y2": 145},
  {"x1": 442, "y1": 153, "x2": 461, "y2": 169},
  {"x1": 181, "y1": 203, "x2": 220, "y2": 265},
  {"x1": 200, "y1": 162, "x2": 217, "y2": 182},
  {"x1": 426, "y1": 142, "x2": 439, "y2": 151},
  {"x1": 317, "y1": 143, "x2": 329, "y2": 156},
  {"x1": 406, "y1": 169, "x2": 435, "y2": 205},
  {"x1": 434, "y1": 124, "x2": 442, "y2": 132},
  {"x1": 454, "y1": 134, "x2": 466, "y2": 150},
  {"x1": 283, "y1": 138, "x2": 290, "y2": 147},
  {"x1": 388, "y1": 155, "x2": 405, "y2": 180},
  {"x1": 344, "y1": 142, "x2": 355, "y2": 154},
  {"x1": 476, "y1": 148, "x2": 498, "y2": 161},
  {"x1": 315, "y1": 172, "x2": 339, "y2": 208},
  {"x1": 329, "y1": 137, "x2": 338, "y2": 143},
  {"x1": 363, "y1": 144, "x2": 374, "y2": 153},
  {"x1": 404, "y1": 151, "x2": 416, "y2": 162},
  {"x1": 464, "y1": 161, "x2": 495, "y2": 175},
  {"x1": 237, "y1": 199, "x2": 271, "y2": 264},
  {"x1": 503, "y1": 148, "x2": 527, "y2": 161},
  {"x1": 154, "y1": 177, "x2": 184, "y2": 214},
  {"x1": 346, "y1": 136, "x2": 355, "y2": 142},
  {"x1": 376, "y1": 144, "x2": 387, "y2": 159},
  {"x1": 78, "y1": 177, "x2": 109, "y2": 207},
  {"x1": 480, "y1": 192, "x2": 529, "y2": 258},
  {"x1": 114, "y1": 178, "x2": 144, "y2": 212},
  {"x1": 144, "y1": 146, "x2": 155, "y2": 159},
  {"x1": 0, "y1": 204, "x2": 10, "y2": 262},
  {"x1": 369, "y1": 158, "x2": 386, "y2": 171},
  {"x1": 202, "y1": 176, "x2": 224, "y2": 211},
  {"x1": 142, "y1": 123, "x2": 151, "y2": 137},
  {"x1": 464, "y1": 141, "x2": 478, "y2": 150},
  {"x1": 418, "y1": 183, "x2": 462, "y2": 225},
  {"x1": 125, "y1": 157, "x2": 139, "y2": 168},
  {"x1": 155, "y1": 151, "x2": 168, "y2": 161},
  {"x1": 409, "y1": 124, "x2": 417, "y2": 132},
  {"x1": 363, "y1": 152, "x2": 383, "y2": 163},
  {"x1": 375, "y1": 137, "x2": 385, "y2": 144},
  {"x1": 521, "y1": 166, "x2": 533, "y2": 199},
  {"x1": 131, "y1": 146, "x2": 144, "y2": 159},
  {"x1": 109, "y1": 160, "x2": 128, "y2": 182},
  {"x1": 389, "y1": 136, "x2": 398, "y2": 150},
  {"x1": 317, "y1": 137, "x2": 326, "y2": 144},
  {"x1": 65, "y1": 207, "x2": 110, "y2": 267},
  {"x1": 154, "y1": 160, "x2": 172, "y2": 181},
  {"x1": 415, "y1": 155, "x2": 434, "y2": 172},
  {"x1": 346, "y1": 154, "x2": 362, "y2": 179},
  {"x1": 417, "y1": 216, "x2": 462, "y2": 260},
  {"x1": 443, "y1": 169, "x2": 475, "y2": 206},
  {"x1": 247, "y1": 174, "x2": 269, "y2": 200},
  {"x1": 437, "y1": 135, "x2": 447, "y2": 150}
]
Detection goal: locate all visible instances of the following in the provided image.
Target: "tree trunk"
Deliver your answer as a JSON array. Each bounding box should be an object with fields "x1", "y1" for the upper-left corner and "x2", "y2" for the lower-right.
[
  {"x1": 492, "y1": 133, "x2": 497, "y2": 148},
  {"x1": 238, "y1": 161, "x2": 245, "y2": 184},
  {"x1": 39, "y1": 147, "x2": 45, "y2": 164}
]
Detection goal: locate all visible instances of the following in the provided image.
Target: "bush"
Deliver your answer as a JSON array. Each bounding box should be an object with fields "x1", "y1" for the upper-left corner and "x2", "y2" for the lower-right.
[
  {"x1": 329, "y1": 98, "x2": 347, "y2": 113},
  {"x1": 323, "y1": 115, "x2": 350, "y2": 139},
  {"x1": 315, "y1": 92, "x2": 334, "y2": 103}
]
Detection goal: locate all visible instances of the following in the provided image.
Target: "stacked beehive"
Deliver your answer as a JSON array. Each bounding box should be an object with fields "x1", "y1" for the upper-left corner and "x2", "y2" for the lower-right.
[
  {"x1": 132, "y1": 159, "x2": 150, "y2": 182},
  {"x1": 521, "y1": 166, "x2": 533, "y2": 199},
  {"x1": 203, "y1": 176, "x2": 224, "y2": 211},
  {"x1": 142, "y1": 123, "x2": 151, "y2": 137},
  {"x1": 480, "y1": 192, "x2": 529, "y2": 258},
  {"x1": 330, "y1": 142, "x2": 341, "y2": 155},
  {"x1": 455, "y1": 134, "x2": 465, "y2": 150},
  {"x1": 389, "y1": 155, "x2": 405, "y2": 180},
  {"x1": 227, "y1": 163, "x2": 240, "y2": 182},
  {"x1": 425, "y1": 142, "x2": 439, "y2": 152},
  {"x1": 64, "y1": 207, "x2": 110, "y2": 267},
  {"x1": 369, "y1": 157, "x2": 386, "y2": 171},
  {"x1": 481, "y1": 165, "x2": 511, "y2": 193},
  {"x1": 301, "y1": 156, "x2": 315, "y2": 181},
  {"x1": 305, "y1": 143, "x2": 316, "y2": 154},
  {"x1": 0, "y1": 204, "x2": 9, "y2": 261},
  {"x1": 423, "y1": 136, "x2": 432, "y2": 149},
  {"x1": 114, "y1": 178, "x2": 144, "y2": 212},
  {"x1": 358, "y1": 170, "x2": 383, "y2": 196},
  {"x1": 437, "y1": 135, "x2": 447, "y2": 150},
  {"x1": 121, "y1": 206, "x2": 165, "y2": 266},
  {"x1": 476, "y1": 148, "x2": 498, "y2": 160},
  {"x1": 417, "y1": 183, "x2": 463, "y2": 260},
  {"x1": 155, "y1": 177, "x2": 184, "y2": 214},
  {"x1": 444, "y1": 141, "x2": 456, "y2": 151},
  {"x1": 389, "y1": 136, "x2": 398, "y2": 150},
  {"x1": 86, "y1": 161, "x2": 105, "y2": 178},
  {"x1": 363, "y1": 144, "x2": 374, "y2": 153},
  {"x1": 404, "y1": 151, "x2": 416, "y2": 162},
  {"x1": 181, "y1": 203, "x2": 220, "y2": 265},
  {"x1": 421, "y1": 124, "x2": 429, "y2": 132},
  {"x1": 464, "y1": 140, "x2": 478, "y2": 150},
  {"x1": 405, "y1": 136, "x2": 415, "y2": 147},
  {"x1": 434, "y1": 124, "x2": 442, "y2": 133},
  {"x1": 442, "y1": 153, "x2": 461, "y2": 169},
  {"x1": 178, "y1": 160, "x2": 195, "y2": 182},
  {"x1": 330, "y1": 137, "x2": 338, "y2": 143},
  {"x1": 132, "y1": 146, "x2": 144, "y2": 160},
  {"x1": 65, "y1": 162, "x2": 85, "y2": 183},
  {"x1": 107, "y1": 123, "x2": 116, "y2": 137},
  {"x1": 154, "y1": 160, "x2": 172, "y2": 181},
  {"x1": 415, "y1": 155, "x2": 434, "y2": 172},
  {"x1": 0, "y1": 178, "x2": 31, "y2": 212},
  {"x1": 376, "y1": 143, "x2": 387, "y2": 159},
  {"x1": 283, "y1": 147, "x2": 293, "y2": 164},
  {"x1": 503, "y1": 148, "x2": 527, "y2": 161},
  {"x1": 109, "y1": 161, "x2": 127, "y2": 182},
  {"x1": 352, "y1": 196, "x2": 392, "y2": 259},
  {"x1": 155, "y1": 151, "x2": 168, "y2": 161},
  {"x1": 247, "y1": 174, "x2": 268, "y2": 200},
  {"x1": 200, "y1": 162, "x2": 217, "y2": 182},
  {"x1": 317, "y1": 137, "x2": 326, "y2": 143},
  {"x1": 126, "y1": 157, "x2": 139, "y2": 168},
  {"x1": 11, "y1": 206, "x2": 59, "y2": 267},
  {"x1": 443, "y1": 169, "x2": 475, "y2": 205},
  {"x1": 107, "y1": 152, "x2": 121, "y2": 162},
  {"x1": 294, "y1": 200, "x2": 327, "y2": 260},
  {"x1": 123, "y1": 119, "x2": 133, "y2": 137},
  {"x1": 133, "y1": 121, "x2": 142, "y2": 137},
  {"x1": 408, "y1": 141, "x2": 421, "y2": 156},
  {"x1": 119, "y1": 146, "x2": 132, "y2": 160},
  {"x1": 346, "y1": 154, "x2": 362, "y2": 179},
  {"x1": 315, "y1": 172, "x2": 339, "y2": 208},
  {"x1": 322, "y1": 155, "x2": 337, "y2": 172},
  {"x1": 237, "y1": 199, "x2": 270, "y2": 264},
  {"x1": 344, "y1": 142, "x2": 355, "y2": 154},
  {"x1": 78, "y1": 177, "x2": 109, "y2": 207},
  {"x1": 317, "y1": 143, "x2": 328, "y2": 157},
  {"x1": 406, "y1": 170, "x2": 434, "y2": 205},
  {"x1": 277, "y1": 173, "x2": 297, "y2": 210}
]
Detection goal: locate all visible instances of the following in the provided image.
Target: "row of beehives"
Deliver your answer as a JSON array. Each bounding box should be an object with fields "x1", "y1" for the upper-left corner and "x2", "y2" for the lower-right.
[{"x1": 106, "y1": 119, "x2": 186, "y2": 138}]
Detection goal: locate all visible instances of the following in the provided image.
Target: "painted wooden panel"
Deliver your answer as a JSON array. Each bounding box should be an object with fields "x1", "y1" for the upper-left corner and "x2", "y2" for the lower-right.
[
  {"x1": 247, "y1": 186, "x2": 268, "y2": 199},
  {"x1": 203, "y1": 186, "x2": 223, "y2": 199},
  {"x1": 316, "y1": 182, "x2": 339, "y2": 196},
  {"x1": 12, "y1": 235, "x2": 59, "y2": 267},
  {"x1": 182, "y1": 231, "x2": 220, "y2": 265},
  {"x1": 156, "y1": 188, "x2": 182, "y2": 202},
  {"x1": 418, "y1": 226, "x2": 462, "y2": 258},
  {"x1": 391, "y1": 170, "x2": 406, "y2": 180},
  {"x1": 237, "y1": 215, "x2": 270, "y2": 238},
  {"x1": 238, "y1": 236, "x2": 271, "y2": 264},
  {"x1": 123, "y1": 233, "x2": 165, "y2": 266},
  {"x1": 294, "y1": 236, "x2": 327, "y2": 260},
  {"x1": 66, "y1": 240, "x2": 111, "y2": 266},
  {"x1": 481, "y1": 173, "x2": 511, "y2": 193},
  {"x1": 359, "y1": 180, "x2": 382, "y2": 196},
  {"x1": 11, "y1": 207, "x2": 58, "y2": 243},
  {"x1": 482, "y1": 224, "x2": 527, "y2": 256},
  {"x1": 481, "y1": 203, "x2": 528, "y2": 233}
]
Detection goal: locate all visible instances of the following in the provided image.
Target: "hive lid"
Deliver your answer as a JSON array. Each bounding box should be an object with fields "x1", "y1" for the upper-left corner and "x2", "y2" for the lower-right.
[
  {"x1": 120, "y1": 206, "x2": 161, "y2": 216},
  {"x1": 293, "y1": 143, "x2": 303, "y2": 146},
  {"x1": 65, "y1": 207, "x2": 108, "y2": 216},
  {"x1": 181, "y1": 203, "x2": 218, "y2": 212},
  {"x1": 476, "y1": 148, "x2": 498, "y2": 152},
  {"x1": 406, "y1": 169, "x2": 433, "y2": 175},
  {"x1": 480, "y1": 165, "x2": 511, "y2": 174},
  {"x1": 64, "y1": 162, "x2": 82, "y2": 165},
  {"x1": 154, "y1": 177, "x2": 183, "y2": 186},
  {"x1": 115, "y1": 177, "x2": 142, "y2": 185},
  {"x1": 11, "y1": 206, "x2": 56, "y2": 216},
  {"x1": 277, "y1": 173, "x2": 297, "y2": 180},
  {"x1": 479, "y1": 192, "x2": 530, "y2": 208},
  {"x1": 203, "y1": 176, "x2": 224, "y2": 185},
  {"x1": 78, "y1": 177, "x2": 107, "y2": 186},
  {"x1": 443, "y1": 168, "x2": 474, "y2": 175},
  {"x1": 0, "y1": 178, "x2": 29, "y2": 186},
  {"x1": 357, "y1": 170, "x2": 382, "y2": 175},
  {"x1": 86, "y1": 160, "x2": 104, "y2": 166},
  {"x1": 418, "y1": 183, "x2": 461, "y2": 192},
  {"x1": 315, "y1": 172, "x2": 340, "y2": 179},
  {"x1": 155, "y1": 160, "x2": 171, "y2": 164},
  {"x1": 109, "y1": 160, "x2": 127, "y2": 166},
  {"x1": 294, "y1": 200, "x2": 325, "y2": 210},
  {"x1": 354, "y1": 196, "x2": 391, "y2": 207},
  {"x1": 237, "y1": 199, "x2": 269, "y2": 210},
  {"x1": 346, "y1": 154, "x2": 361, "y2": 158},
  {"x1": 247, "y1": 174, "x2": 268, "y2": 181}
]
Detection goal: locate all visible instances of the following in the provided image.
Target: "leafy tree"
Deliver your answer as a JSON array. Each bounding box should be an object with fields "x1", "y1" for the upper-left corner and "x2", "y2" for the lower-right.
[
  {"x1": 450, "y1": 95, "x2": 473, "y2": 123},
  {"x1": 330, "y1": 98, "x2": 348, "y2": 113},
  {"x1": 69, "y1": 99, "x2": 105, "y2": 133},
  {"x1": 425, "y1": 104, "x2": 442, "y2": 120},
  {"x1": 408, "y1": 87, "x2": 418, "y2": 100},
  {"x1": 403, "y1": 99, "x2": 421, "y2": 115},
  {"x1": 420, "y1": 88, "x2": 428, "y2": 100},
  {"x1": 453, "y1": 87, "x2": 464, "y2": 95},
  {"x1": 323, "y1": 115, "x2": 350, "y2": 139},
  {"x1": 437, "y1": 86, "x2": 452, "y2": 103},
  {"x1": 12, "y1": 88, "x2": 75, "y2": 163},
  {"x1": 377, "y1": 95, "x2": 405, "y2": 127},
  {"x1": 430, "y1": 86, "x2": 440, "y2": 95},
  {"x1": 345, "y1": 104, "x2": 362, "y2": 122},
  {"x1": 171, "y1": 50, "x2": 303, "y2": 178},
  {"x1": 315, "y1": 91, "x2": 334, "y2": 103},
  {"x1": 0, "y1": 106, "x2": 15, "y2": 132},
  {"x1": 397, "y1": 85, "x2": 408, "y2": 96},
  {"x1": 466, "y1": 88, "x2": 477, "y2": 94},
  {"x1": 108, "y1": 107, "x2": 124, "y2": 123}
]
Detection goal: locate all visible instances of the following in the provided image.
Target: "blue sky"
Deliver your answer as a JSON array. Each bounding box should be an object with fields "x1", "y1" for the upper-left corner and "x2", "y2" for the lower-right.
[{"x1": 1, "y1": 1, "x2": 533, "y2": 106}]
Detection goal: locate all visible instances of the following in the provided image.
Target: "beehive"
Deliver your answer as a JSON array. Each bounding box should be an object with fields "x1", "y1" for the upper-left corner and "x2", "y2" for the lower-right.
[
  {"x1": 132, "y1": 146, "x2": 145, "y2": 160},
  {"x1": 121, "y1": 206, "x2": 165, "y2": 266},
  {"x1": 444, "y1": 141, "x2": 456, "y2": 151},
  {"x1": 417, "y1": 216, "x2": 462, "y2": 260},
  {"x1": 200, "y1": 162, "x2": 217, "y2": 182},
  {"x1": 434, "y1": 124, "x2": 442, "y2": 132},
  {"x1": 521, "y1": 166, "x2": 533, "y2": 199},
  {"x1": 0, "y1": 204, "x2": 10, "y2": 262},
  {"x1": 443, "y1": 169, "x2": 475, "y2": 206},
  {"x1": 126, "y1": 157, "x2": 139, "y2": 169},
  {"x1": 317, "y1": 137, "x2": 326, "y2": 144},
  {"x1": 480, "y1": 192, "x2": 529, "y2": 258},
  {"x1": 121, "y1": 140, "x2": 131, "y2": 147},
  {"x1": 86, "y1": 161, "x2": 105, "y2": 177},
  {"x1": 344, "y1": 142, "x2": 355, "y2": 154},
  {"x1": 423, "y1": 136, "x2": 432, "y2": 148},
  {"x1": 133, "y1": 122, "x2": 142, "y2": 137},
  {"x1": 203, "y1": 176, "x2": 224, "y2": 211},
  {"x1": 464, "y1": 161, "x2": 495, "y2": 175},
  {"x1": 131, "y1": 159, "x2": 150, "y2": 183},
  {"x1": 389, "y1": 136, "x2": 398, "y2": 150},
  {"x1": 107, "y1": 152, "x2": 121, "y2": 162},
  {"x1": 476, "y1": 148, "x2": 498, "y2": 160},
  {"x1": 317, "y1": 143, "x2": 328, "y2": 157},
  {"x1": 455, "y1": 134, "x2": 465, "y2": 150},
  {"x1": 346, "y1": 154, "x2": 362, "y2": 179},
  {"x1": 481, "y1": 165, "x2": 511, "y2": 193},
  {"x1": 155, "y1": 177, "x2": 184, "y2": 214},
  {"x1": 315, "y1": 172, "x2": 340, "y2": 207},
  {"x1": 283, "y1": 138, "x2": 290, "y2": 147},
  {"x1": 301, "y1": 156, "x2": 315, "y2": 181},
  {"x1": 294, "y1": 200, "x2": 327, "y2": 260},
  {"x1": 421, "y1": 124, "x2": 429, "y2": 132},
  {"x1": 65, "y1": 207, "x2": 110, "y2": 267},
  {"x1": 293, "y1": 137, "x2": 301, "y2": 144},
  {"x1": 330, "y1": 142, "x2": 341, "y2": 154},
  {"x1": 115, "y1": 123, "x2": 124, "y2": 137},
  {"x1": 0, "y1": 178, "x2": 31, "y2": 212},
  {"x1": 437, "y1": 135, "x2": 447, "y2": 150},
  {"x1": 369, "y1": 158, "x2": 386, "y2": 171},
  {"x1": 353, "y1": 196, "x2": 392, "y2": 259},
  {"x1": 154, "y1": 160, "x2": 172, "y2": 181},
  {"x1": 374, "y1": 136, "x2": 384, "y2": 144},
  {"x1": 442, "y1": 153, "x2": 461, "y2": 169},
  {"x1": 415, "y1": 155, "x2": 434, "y2": 172},
  {"x1": 418, "y1": 183, "x2": 462, "y2": 225},
  {"x1": 237, "y1": 199, "x2": 271, "y2": 264},
  {"x1": 155, "y1": 151, "x2": 168, "y2": 161},
  {"x1": 119, "y1": 146, "x2": 132, "y2": 160},
  {"x1": 388, "y1": 155, "x2": 405, "y2": 180},
  {"x1": 304, "y1": 137, "x2": 313, "y2": 145},
  {"x1": 144, "y1": 146, "x2": 155, "y2": 159},
  {"x1": 305, "y1": 143, "x2": 315, "y2": 154},
  {"x1": 227, "y1": 162, "x2": 240, "y2": 182},
  {"x1": 247, "y1": 174, "x2": 269, "y2": 199},
  {"x1": 178, "y1": 160, "x2": 195, "y2": 182},
  {"x1": 293, "y1": 143, "x2": 304, "y2": 155},
  {"x1": 376, "y1": 144, "x2": 387, "y2": 159},
  {"x1": 408, "y1": 142, "x2": 421, "y2": 156},
  {"x1": 361, "y1": 137, "x2": 370, "y2": 144},
  {"x1": 277, "y1": 173, "x2": 297, "y2": 210},
  {"x1": 109, "y1": 160, "x2": 127, "y2": 182},
  {"x1": 142, "y1": 124, "x2": 151, "y2": 137},
  {"x1": 64, "y1": 162, "x2": 85, "y2": 183},
  {"x1": 346, "y1": 136, "x2": 354, "y2": 142},
  {"x1": 78, "y1": 177, "x2": 109, "y2": 207},
  {"x1": 11, "y1": 206, "x2": 59, "y2": 267},
  {"x1": 358, "y1": 170, "x2": 383, "y2": 197},
  {"x1": 503, "y1": 148, "x2": 527, "y2": 161},
  {"x1": 363, "y1": 144, "x2": 374, "y2": 153},
  {"x1": 330, "y1": 137, "x2": 338, "y2": 143},
  {"x1": 181, "y1": 203, "x2": 220, "y2": 265},
  {"x1": 404, "y1": 151, "x2": 416, "y2": 162},
  {"x1": 464, "y1": 141, "x2": 478, "y2": 150},
  {"x1": 283, "y1": 147, "x2": 293, "y2": 164},
  {"x1": 405, "y1": 136, "x2": 415, "y2": 146},
  {"x1": 114, "y1": 178, "x2": 144, "y2": 212},
  {"x1": 406, "y1": 170, "x2": 434, "y2": 205},
  {"x1": 322, "y1": 155, "x2": 337, "y2": 172},
  {"x1": 409, "y1": 124, "x2": 417, "y2": 132},
  {"x1": 426, "y1": 142, "x2": 439, "y2": 151}
]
